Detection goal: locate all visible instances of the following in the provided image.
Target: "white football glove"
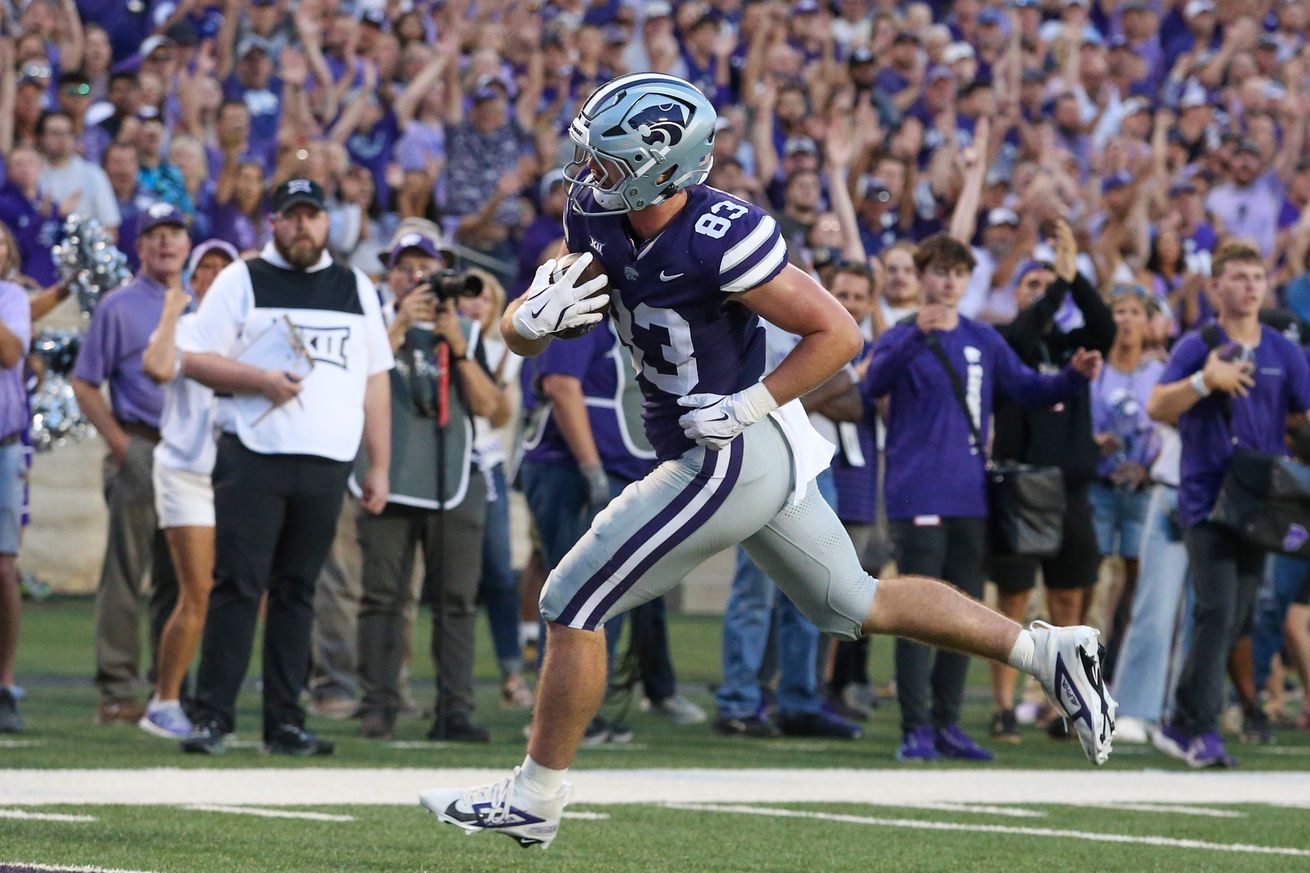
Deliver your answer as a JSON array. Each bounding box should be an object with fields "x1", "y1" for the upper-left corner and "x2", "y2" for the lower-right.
[
  {"x1": 676, "y1": 383, "x2": 779, "y2": 451},
  {"x1": 511, "y1": 253, "x2": 610, "y2": 341}
]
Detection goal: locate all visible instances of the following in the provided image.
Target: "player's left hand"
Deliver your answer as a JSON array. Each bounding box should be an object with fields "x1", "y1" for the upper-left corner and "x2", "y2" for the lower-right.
[{"x1": 677, "y1": 383, "x2": 778, "y2": 451}]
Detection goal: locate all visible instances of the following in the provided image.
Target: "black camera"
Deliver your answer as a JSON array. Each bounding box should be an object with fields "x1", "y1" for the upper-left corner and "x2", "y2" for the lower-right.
[{"x1": 422, "y1": 270, "x2": 484, "y2": 301}]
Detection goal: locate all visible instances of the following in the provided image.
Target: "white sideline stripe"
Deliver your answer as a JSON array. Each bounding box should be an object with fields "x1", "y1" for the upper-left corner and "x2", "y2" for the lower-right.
[
  {"x1": 562, "y1": 812, "x2": 611, "y2": 820},
  {"x1": 911, "y1": 803, "x2": 1047, "y2": 819},
  {"x1": 0, "y1": 809, "x2": 96, "y2": 822},
  {"x1": 0, "y1": 740, "x2": 44, "y2": 748},
  {"x1": 5, "y1": 768, "x2": 1310, "y2": 806},
  {"x1": 1094, "y1": 802, "x2": 1246, "y2": 818},
  {"x1": 185, "y1": 804, "x2": 355, "y2": 822},
  {"x1": 0, "y1": 864, "x2": 159, "y2": 873},
  {"x1": 667, "y1": 803, "x2": 1310, "y2": 858}
]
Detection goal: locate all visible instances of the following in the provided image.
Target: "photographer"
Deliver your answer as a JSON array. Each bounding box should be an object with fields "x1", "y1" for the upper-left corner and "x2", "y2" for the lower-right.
[
  {"x1": 1147, "y1": 241, "x2": 1310, "y2": 768},
  {"x1": 355, "y1": 233, "x2": 501, "y2": 742}
]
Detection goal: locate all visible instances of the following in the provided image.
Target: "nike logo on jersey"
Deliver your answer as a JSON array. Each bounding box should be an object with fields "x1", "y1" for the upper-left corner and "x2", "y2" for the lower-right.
[{"x1": 659, "y1": 270, "x2": 685, "y2": 281}]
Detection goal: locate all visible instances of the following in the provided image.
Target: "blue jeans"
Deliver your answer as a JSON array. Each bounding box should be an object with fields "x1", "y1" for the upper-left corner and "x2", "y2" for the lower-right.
[
  {"x1": 1111, "y1": 484, "x2": 1192, "y2": 722},
  {"x1": 1253, "y1": 554, "x2": 1310, "y2": 690},
  {"x1": 479, "y1": 463, "x2": 522, "y2": 676},
  {"x1": 715, "y1": 470, "x2": 835, "y2": 719}
]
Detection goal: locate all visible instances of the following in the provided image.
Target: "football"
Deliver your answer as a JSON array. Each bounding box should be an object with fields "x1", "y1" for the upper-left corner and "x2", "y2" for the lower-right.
[{"x1": 550, "y1": 251, "x2": 612, "y2": 339}]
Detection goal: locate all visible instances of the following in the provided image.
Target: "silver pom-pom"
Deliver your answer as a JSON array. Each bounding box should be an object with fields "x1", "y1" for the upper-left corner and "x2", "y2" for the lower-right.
[
  {"x1": 54, "y1": 214, "x2": 132, "y2": 316},
  {"x1": 27, "y1": 329, "x2": 92, "y2": 452}
]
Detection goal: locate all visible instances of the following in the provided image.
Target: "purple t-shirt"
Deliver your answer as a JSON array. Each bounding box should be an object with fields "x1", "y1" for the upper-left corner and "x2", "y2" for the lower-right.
[
  {"x1": 0, "y1": 183, "x2": 61, "y2": 286},
  {"x1": 1092, "y1": 358, "x2": 1166, "y2": 478},
  {"x1": 1162, "y1": 324, "x2": 1310, "y2": 526},
  {"x1": 345, "y1": 110, "x2": 400, "y2": 212},
  {"x1": 831, "y1": 343, "x2": 878, "y2": 525},
  {"x1": 562, "y1": 184, "x2": 786, "y2": 459},
  {"x1": 522, "y1": 323, "x2": 655, "y2": 483},
  {"x1": 0, "y1": 281, "x2": 31, "y2": 438},
  {"x1": 865, "y1": 317, "x2": 1086, "y2": 519},
  {"x1": 71, "y1": 274, "x2": 178, "y2": 428},
  {"x1": 210, "y1": 200, "x2": 268, "y2": 253}
]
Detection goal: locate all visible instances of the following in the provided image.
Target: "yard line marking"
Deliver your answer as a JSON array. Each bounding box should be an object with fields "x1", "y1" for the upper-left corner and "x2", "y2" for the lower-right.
[
  {"x1": 0, "y1": 740, "x2": 44, "y2": 749},
  {"x1": 0, "y1": 810, "x2": 96, "y2": 823},
  {"x1": 185, "y1": 805, "x2": 354, "y2": 822},
  {"x1": 909, "y1": 803, "x2": 1048, "y2": 819},
  {"x1": 0, "y1": 864, "x2": 159, "y2": 872},
  {"x1": 1093, "y1": 803, "x2": 1246, "y2": 818},
  {"x1": 562, "y1": 812, "x2": 611, "y2": 820},
  {"x1": 666, "y1": 803, "x2": 1310, "y2": 858},
  {"x1": 5, "y1": 768, "x2": 1310, "y2": 806},
  {"x1": 387, "y1": 742, "x2": 451, "y2": 750}
]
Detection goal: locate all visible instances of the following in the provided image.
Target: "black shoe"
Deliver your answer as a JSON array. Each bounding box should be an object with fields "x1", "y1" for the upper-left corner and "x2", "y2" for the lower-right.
[
  {"x1": 990, "y1": 709, "x2": 1021, "y2": 744},
  {"x1": 180, "y1": 721, "x2": 226, "y2": 755},
  {"x1": 264, "y1": 724, "x2": 335, "y2": 756},
  {"x1": 1046, "y1": 716, "x2": 1072, "y2": 741},
  {"x1": 776, "y1": 710, "x2": 862, "y2": 740},
  {"x1": 426, "y1": 712, "x2": 490, "y2": 743},
  {"x1": 607, "y1": 722, "x2": 634, "y2": 744},
  {"x1": 823, "y1": 695, "x2": 869, "y2": 723},
  {"x1": 0, "y1": 687, "x2": 23, "y2": 733},
  {"x1": 1242, "y1": 706, "x2": 1276, "y2": 745},
  {"x1": 713, "y1": 714, "x2": 780, "y2": 738},
  {"x1": 359, "y1": 709, "x2": 396, "y2": 740}
]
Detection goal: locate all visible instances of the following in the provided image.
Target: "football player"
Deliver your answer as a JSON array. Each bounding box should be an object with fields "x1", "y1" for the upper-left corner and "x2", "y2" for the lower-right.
[{"x1": 419, "y1": 73, "x2": 1116, "y2": 849}]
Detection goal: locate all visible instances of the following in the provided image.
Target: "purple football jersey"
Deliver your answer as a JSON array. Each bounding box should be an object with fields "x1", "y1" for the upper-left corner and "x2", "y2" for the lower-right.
[{"x1": 563, "y1": 184, "x2": 788, "y2": 459}]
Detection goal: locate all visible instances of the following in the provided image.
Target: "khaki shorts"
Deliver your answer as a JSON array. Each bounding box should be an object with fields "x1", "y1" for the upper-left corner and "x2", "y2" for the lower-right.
[{"x1": 539, "y1": 418, "x2": 878, "y2": 640}]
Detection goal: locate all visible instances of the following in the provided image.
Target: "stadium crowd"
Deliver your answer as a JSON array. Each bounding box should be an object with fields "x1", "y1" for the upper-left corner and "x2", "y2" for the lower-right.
[{"x1": 1, "y1": 0, "x2": 1309, "y2": 769}]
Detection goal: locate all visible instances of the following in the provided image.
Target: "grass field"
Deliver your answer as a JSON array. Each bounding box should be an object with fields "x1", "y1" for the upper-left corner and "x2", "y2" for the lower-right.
[{"x1": 2, "y1": 600, "x2": 1310, "y2": 872}]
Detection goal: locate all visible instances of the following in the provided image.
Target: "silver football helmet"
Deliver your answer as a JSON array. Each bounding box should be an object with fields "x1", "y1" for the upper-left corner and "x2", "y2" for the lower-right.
[{"x1": 563, "y1": 73, "x2": 717, "y2": 216}]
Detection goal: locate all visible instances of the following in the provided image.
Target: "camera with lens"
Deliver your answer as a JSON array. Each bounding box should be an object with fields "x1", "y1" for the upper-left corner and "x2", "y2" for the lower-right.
[{"x1": 419, "y1": 270, "x2": 484, "y2": 302}]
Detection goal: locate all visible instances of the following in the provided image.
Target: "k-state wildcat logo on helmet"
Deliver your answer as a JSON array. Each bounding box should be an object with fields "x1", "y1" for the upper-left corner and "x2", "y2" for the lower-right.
[{"x1": 623, "y1": 99, "x2": 689, "y2": 150}]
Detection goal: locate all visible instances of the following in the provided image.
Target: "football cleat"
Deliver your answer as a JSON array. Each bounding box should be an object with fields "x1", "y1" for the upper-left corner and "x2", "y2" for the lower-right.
[
  {"x1": 419, "y1": 768, "x2": 570, "y2": 850},
  {"x1": 1029, "y1": 621, "x2": 1117, "y2": 766}
]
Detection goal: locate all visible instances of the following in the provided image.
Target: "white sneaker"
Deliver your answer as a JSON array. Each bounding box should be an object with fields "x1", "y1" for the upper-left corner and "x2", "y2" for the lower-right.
[
  {"x1": 1029, "y1": 621, "x2": 1117, "y2": 766},
  {"x1": 419, "y1": 768, "x2": 570, "y2": 850},
  {"x1": 1113, "y1": 715, "x2": 1151, "y2": 744},
  {"x1": 642, "y1": 694, "x2": 708, "y2": 725}
]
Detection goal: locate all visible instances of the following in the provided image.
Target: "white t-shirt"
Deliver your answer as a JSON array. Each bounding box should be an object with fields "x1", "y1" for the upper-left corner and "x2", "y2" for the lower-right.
[
  {"x1": 179, "y1": 244, "x2": 395, "y2": 461},
  {"x1": 472, "y1": 334, "x2": 522, "y2": 472},
  {"x1": 155, "y1": 315, "x2": 217, "y2": 475},
  {"x1": 40, "y1": 157, "x2": 121, "y2": 229}
]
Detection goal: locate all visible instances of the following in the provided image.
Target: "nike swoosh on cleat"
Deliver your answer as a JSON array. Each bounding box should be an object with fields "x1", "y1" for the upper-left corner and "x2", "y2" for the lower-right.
[{"x1": 444, "y1": 802, "x2": 479, "y2": 825}]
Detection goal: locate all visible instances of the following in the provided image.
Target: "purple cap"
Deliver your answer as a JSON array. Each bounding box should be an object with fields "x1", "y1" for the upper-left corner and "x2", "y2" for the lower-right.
[
  {"x1": 1102, "y1": 171, "x2": 1133, "y2": 193},
  {"x1": 386, "y1": 231, "x2": 445, "y2": 269},
  {"x1": 1016, "y1": 259, "x2": 1054, "y2": 281},
  {"x1": 187, "y1": 239, "x2": 239, "y2": 275},
  {"x1": 137, "y1": 202, "x2": 188, "y2": 236},
  {"x1": 926, "y1": 65, "x2": 955, "y2": 83}
]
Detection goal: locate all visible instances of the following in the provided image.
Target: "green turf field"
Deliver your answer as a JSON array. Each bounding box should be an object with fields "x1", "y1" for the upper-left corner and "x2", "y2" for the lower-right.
[{"x1": 2, "y1": 600, "x2": 1309, "y2": 872}]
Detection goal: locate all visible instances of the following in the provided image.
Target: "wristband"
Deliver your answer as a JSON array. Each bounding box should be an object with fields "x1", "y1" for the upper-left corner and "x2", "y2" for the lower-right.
[{"x1": 1190, "y1": 371, "x2": 1211, "y2": 398}]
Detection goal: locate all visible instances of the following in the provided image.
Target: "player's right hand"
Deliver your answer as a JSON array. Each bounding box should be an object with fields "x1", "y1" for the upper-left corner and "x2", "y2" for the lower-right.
[{"x1": 512, "y1": 254, "x2": 610, "y2": 341}]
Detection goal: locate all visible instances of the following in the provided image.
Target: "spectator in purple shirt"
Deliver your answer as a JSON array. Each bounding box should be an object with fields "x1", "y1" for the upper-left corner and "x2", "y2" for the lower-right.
[
  {"x1": 0, "y1": 270, "x2": 31, "y2": 733},
  {"x1": 864, "y1": 234, "x2": 1100, "y2": 763},
  {"x1": 1147, "y1": 241, "x2": 1310, "y2": 767},
  {"x1": 71, "y1": 204, "x2": 189, "y2": 727},
  {"x1": 0, "y1": 146, "x2": 66, "y2": 287}
]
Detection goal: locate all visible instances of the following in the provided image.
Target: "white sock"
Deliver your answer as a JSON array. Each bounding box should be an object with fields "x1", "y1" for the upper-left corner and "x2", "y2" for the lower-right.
[
  {"x1": 1007, "y1": 629, "x2": 1037, "y2": 675},
  {"x1": 518, "y1": 755, "x2": 567, "y2": 799}
]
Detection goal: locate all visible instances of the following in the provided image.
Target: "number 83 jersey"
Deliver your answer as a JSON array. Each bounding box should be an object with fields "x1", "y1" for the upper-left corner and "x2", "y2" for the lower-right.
[{"x1": 563, "y1": 184, "x2": 788, "y2": 460}]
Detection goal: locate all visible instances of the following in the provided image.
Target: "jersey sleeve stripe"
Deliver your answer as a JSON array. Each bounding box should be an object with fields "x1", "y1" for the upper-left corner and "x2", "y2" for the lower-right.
[
  {"x1": 719, "y1": 214, "x2": 779, "y2": 275},
  {"x1": 721, "y1": 236, "x2": 787, "y2": 293}
]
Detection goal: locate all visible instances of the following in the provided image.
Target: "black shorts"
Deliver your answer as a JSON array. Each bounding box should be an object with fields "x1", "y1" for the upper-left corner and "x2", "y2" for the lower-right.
[{"x1": 990, "y1": 482, "x2": 1100, "y2": 593}]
